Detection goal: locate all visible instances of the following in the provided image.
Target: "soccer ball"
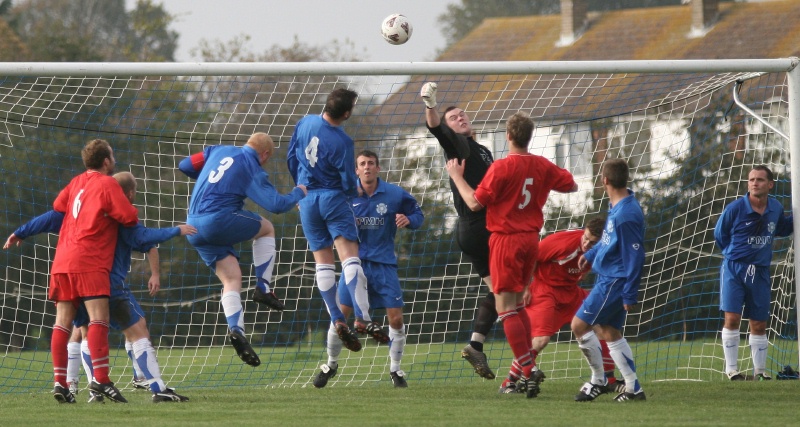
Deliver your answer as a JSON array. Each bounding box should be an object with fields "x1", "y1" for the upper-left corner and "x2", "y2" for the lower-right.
[{"x1": 381, "y1": 13, "x2": 413, "y2": 45}]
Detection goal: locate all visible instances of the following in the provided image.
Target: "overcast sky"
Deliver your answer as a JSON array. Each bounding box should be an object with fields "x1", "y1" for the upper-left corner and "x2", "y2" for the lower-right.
[{"x1": 147, "y1": 0, "x2": 454, "y2": 62}]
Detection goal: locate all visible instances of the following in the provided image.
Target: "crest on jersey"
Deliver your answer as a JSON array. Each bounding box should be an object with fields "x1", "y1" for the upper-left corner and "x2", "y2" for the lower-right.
[
  {"x1": 768, "y1": 221, "x2": 775, "y2": 234},
  {"x1": 376, "y1": 203, "x2": 388, "y2": 215},
  {"x1": 606, "y1": 219, "x2": 614, "y2": 234}
]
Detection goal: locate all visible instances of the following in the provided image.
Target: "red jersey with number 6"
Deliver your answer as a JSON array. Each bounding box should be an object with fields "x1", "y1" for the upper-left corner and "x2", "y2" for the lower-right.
[
  {"x1": 474, "y1": 153, "x2": 575, "y2": 234},
  {"x1": 51, "y1": 170, "x2": 139, "y2": 274}
]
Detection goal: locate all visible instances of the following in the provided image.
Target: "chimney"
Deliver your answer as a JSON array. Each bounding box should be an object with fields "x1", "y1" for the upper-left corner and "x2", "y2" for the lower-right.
[
  {"x1": 689, "y1": 0, "x2": 719, "y2": 37},
  {"x1": 558, "y1": 0, "x2": 588, "y2": 47}
]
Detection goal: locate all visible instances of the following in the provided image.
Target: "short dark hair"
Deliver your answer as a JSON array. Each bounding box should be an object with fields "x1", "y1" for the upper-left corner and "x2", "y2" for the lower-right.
[
  {"x1": 324, "y1": 88, "x2": 358, "y2": 120},
  {"x1": 440, "y1": 106, "x2": 458, "y2": 124},
  {"x1": 81, "y1": 139, "x2": 112, "y2": 170},
  {"x1": 752, "y1": 165, "x2": 774, "y2": 181},
  {"x1": 356, "y1": 149, "x2": 379, "y2": 166},
  {"x1": 506, "y1": 112, "x2": 534, "y2": 149},
  {"x1": 586, "y1": 217, "x2": 605, "y2": 238},
  {"x1": 603, "y1": 159, "x2": 629, "y2": 189}
]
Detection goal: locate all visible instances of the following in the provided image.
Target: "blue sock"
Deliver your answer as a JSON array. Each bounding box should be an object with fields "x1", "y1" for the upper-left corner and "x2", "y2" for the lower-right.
[
  {"x1": 316, "y1": 264, "x2": 344, "y2": 323},
  {"x1": 254, "y1": 256, "x2": 273, "y2": 293}
]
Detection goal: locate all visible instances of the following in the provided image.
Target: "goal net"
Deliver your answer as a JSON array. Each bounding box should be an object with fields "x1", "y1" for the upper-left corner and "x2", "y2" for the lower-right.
[{"x1": 1, "y1": 60, "x2": 798, "y2": 392}]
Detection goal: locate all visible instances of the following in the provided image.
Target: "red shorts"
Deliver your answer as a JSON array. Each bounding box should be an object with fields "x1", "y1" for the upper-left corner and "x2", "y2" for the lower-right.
[
  {"x1": 526, "y1": 285, "x2": 588, "y2": 337},
  {"x1": 489, "y1": 232, "x2": 538, "y2": 294},
  {"x1": 49, "y1": 272, "x2": 111, "y2": 302}
]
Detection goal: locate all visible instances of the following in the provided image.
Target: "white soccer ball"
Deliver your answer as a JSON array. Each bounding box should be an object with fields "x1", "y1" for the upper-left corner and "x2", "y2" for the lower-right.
[{"x1": 381, "y1": 13, "x2": 413, "y2": 45}]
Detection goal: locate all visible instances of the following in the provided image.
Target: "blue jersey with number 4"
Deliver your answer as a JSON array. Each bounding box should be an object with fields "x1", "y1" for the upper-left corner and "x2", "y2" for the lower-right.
[
  {"x1": 179, "y1": 144, "x2": 303, "y2": 215},
  {"x1": 287, "y1": 114, "x2": 357, "y2": 197}
]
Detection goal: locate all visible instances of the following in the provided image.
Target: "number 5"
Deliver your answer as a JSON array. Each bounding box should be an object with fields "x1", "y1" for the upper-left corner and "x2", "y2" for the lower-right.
[{"x1": 519, "y1": 178, "x2": 533, "y2": 209}]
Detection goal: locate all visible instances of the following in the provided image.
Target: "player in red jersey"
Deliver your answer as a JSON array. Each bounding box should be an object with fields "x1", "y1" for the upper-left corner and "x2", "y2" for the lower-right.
[
  {"x1": 446, "y1": 112, "x2": 577, "y2": 397},
  {"x1": 49, "y1": 139, "x2": 139, "y2": 404},
  {"x1": 496, "y1": 218, "x2": 621, "y2": 394}
]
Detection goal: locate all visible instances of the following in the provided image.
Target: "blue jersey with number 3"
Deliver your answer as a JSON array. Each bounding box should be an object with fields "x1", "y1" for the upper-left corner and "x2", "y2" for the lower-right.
[
  {"x1": 180, "y1": 145, "x2": 303, "y2": 215},
  {"x1": 287, "y1": 114, "x2": 357, "y2": 197}
]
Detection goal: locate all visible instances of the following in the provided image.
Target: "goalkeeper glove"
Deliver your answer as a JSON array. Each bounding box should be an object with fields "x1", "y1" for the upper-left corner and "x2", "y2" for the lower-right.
[{"x1": 420, "y1": 82, "x2": 437, "y2": 109}]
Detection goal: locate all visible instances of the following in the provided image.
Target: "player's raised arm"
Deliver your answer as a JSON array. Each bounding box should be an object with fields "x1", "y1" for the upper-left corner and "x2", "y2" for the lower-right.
[{"x1": 421, "y1": 82, "x2": 440, "y2": 128}]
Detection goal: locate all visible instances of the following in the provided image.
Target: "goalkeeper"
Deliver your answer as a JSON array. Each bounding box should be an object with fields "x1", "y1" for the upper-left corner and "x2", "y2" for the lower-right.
[{"x1": 420, "y1": 81, "x2": 499, "y2": 379}]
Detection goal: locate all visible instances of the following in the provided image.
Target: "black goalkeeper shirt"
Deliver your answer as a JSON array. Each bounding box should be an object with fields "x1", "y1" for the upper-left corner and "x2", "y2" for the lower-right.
[{"x1": 428, "y1": 123, "x2": 494, "y2": 220}]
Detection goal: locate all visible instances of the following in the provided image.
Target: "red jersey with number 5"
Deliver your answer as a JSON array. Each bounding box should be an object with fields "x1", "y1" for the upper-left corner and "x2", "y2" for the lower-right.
[
  {"x1": 474, "y1": 153, "x2": 575, "y2": 234},
  {"x1": 51, "y1": 171, "x2": 139, "y2": 274}
]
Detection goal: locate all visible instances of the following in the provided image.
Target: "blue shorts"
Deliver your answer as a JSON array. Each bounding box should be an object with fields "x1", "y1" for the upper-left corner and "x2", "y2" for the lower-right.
[
  {"x1": 338, "y1": 260, "x2": 403, "y2": 310},
  {"x1": 72, "y1": 286, "x2": 145, "y2": 331},
  {"x1": 298, "y1": 191, "x2": 358, "y2": 252},
  {"x1": 720, "y1": 258, "x2": 771, "y2": 321},
  {"x1": 575, "y1": 276, "x2": 627, "y2": 330},
  {"x1": 187, "y1": 210, "x2": 262, "y2": 268}
]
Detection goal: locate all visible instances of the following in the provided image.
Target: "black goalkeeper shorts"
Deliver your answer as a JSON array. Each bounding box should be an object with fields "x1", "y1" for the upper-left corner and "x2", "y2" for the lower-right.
[{"x1": 455, "y1": 216, "x2": 490, "y2": 278}]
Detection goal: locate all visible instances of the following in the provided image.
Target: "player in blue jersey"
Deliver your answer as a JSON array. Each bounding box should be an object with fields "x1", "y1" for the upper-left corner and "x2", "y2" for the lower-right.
[
  {"x1": 179, "y1": 132, "x2": 306, "y2": 367},
  {"x1": 571, "y1": 159, "x2": 647, "y2": 402},
  {"x1": 714, "y1": 165, "x2": 793, "y2": 381},
  {"x1": 288, "y1": 88, "x2": 383, "y2": 353},
  {"x1": 312, "y1": 150, "x2": 424, "y2": 388},
  {"x1": 4, "y1": 172, "x2": 196, "y2": 403}
]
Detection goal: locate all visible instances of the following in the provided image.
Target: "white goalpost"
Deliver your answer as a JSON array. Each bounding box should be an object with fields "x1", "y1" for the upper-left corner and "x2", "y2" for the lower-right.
[{"x1": 0, "y1": 58, "x2": 798, "y2": 392}]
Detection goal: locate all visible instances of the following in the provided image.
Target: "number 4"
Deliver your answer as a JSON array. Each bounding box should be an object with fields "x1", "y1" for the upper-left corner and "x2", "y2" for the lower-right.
[{"x1": 519, "y1": 178, "x2": 533, "y2": 209}]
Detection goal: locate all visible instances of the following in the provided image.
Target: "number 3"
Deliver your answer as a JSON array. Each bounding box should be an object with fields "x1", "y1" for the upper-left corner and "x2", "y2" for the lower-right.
[
  {"x1": 208, "y1": 157, "x2": 234, "y2": 183},
  {"x1": 519, "y1": 178, "x2": 533, "y2": 209}
]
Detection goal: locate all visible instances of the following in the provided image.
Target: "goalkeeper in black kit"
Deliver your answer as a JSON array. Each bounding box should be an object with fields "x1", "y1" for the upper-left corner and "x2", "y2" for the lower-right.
[{"x1": 420, "y1": 81, "x2": 498, "y2": 379}]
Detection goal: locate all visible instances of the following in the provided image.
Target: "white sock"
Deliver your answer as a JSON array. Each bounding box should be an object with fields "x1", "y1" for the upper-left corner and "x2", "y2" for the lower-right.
[
  {"x1": 221, "y1": 291, "x2": 245, "y2": 333},
  {"x1": 125, "y1": 341, "x2": 144, "y2": 380},
  {"x1": 749, "y1": 334, "x2": 769, "y2": 375},
  {"x1": 253, "y1": 236, "x2": 276, "y2": 293},
  {"x1": 722, "y1": 328, "x2": 740, "y2": 374},
  {"x1": 343, "y1": 257, "x2": 370, "y2": 321},
  {"x1": 577, "y1": 330, "x2": 605, "y2": 385},
  {"x1": 470, "y1": 333, "x2": 486, "y2": 343},
  {"x1": 67, "y1": 341, "x2": 81, "y2": 385},
  {"x1": 80, "y1": 339, "x2": 93, "y2": 381},
  {"x1": 607, "y1": 338, "x2": 640, "y2": 393},
  {"x1": 132, "y1": 338, "x2": 167, "y2": 393},
  {"x1": 389, "y1": 326, "x2": 406, "y2": 373},
  {"x1": 326, "y1": 323, "x2": 343, "y2": 367}
]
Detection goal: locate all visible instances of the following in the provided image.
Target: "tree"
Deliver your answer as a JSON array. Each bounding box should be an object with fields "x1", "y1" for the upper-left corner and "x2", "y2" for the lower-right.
[{"x1": 6, "y1": 0, "x2": 177, "y2": 61}]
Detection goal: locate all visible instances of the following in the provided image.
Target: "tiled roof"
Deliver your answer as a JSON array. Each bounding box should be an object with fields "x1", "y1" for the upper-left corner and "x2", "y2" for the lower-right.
[{"x1": 368, "y1": 1, "x2": 800, "y2": 130}]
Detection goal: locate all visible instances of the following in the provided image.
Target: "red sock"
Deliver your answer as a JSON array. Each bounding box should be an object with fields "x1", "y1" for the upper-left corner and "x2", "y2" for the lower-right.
[
  {"x1": 87, "y1": 320, "x2": 110, "y2": 383},
  {"x1": 600, "y1": 340, "x2": 615, "y2": 374},
  {"x1": 516, "y1": 305, "x2": 532, "y2": 343},
  {"x1": 51, "y1": 325, "x2": 70, "y2": 386},
  {"x1": 501, "y1": 310, "x2": 532, "y2": 377},
  {"x1": 507, "y1": 359, "x2": 523, "y2": 382}
]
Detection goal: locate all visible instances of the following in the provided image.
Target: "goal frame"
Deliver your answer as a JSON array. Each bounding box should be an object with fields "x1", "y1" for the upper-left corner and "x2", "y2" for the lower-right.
[{"x1": 2, "y1": 57, "x2": 799, "y2": 375}]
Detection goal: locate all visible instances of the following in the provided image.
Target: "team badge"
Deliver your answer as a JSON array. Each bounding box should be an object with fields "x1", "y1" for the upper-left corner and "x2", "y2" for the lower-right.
[{"x1": 376, "y1": 203, "x2": 388, "y2": 215}]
